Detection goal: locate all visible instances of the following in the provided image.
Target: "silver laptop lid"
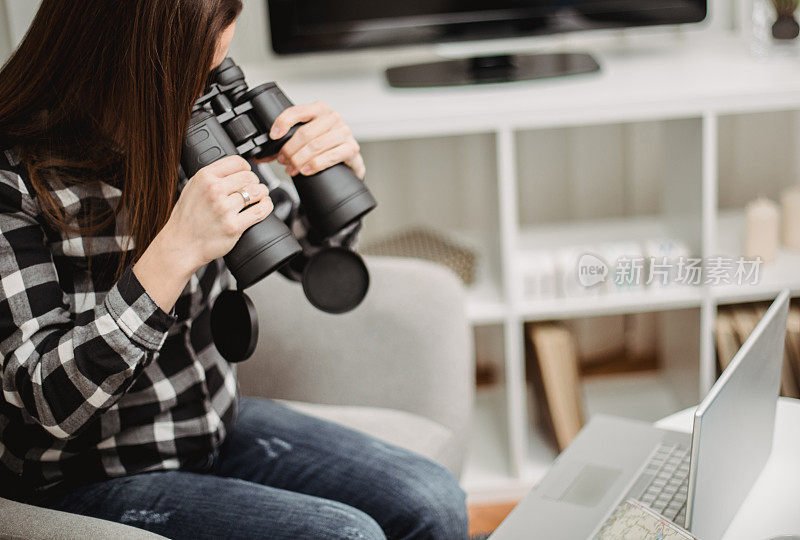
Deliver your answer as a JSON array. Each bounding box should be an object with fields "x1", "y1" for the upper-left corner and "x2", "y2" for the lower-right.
[{"x1": 686, "y1": 290, "x2": 790, "y2": 540}]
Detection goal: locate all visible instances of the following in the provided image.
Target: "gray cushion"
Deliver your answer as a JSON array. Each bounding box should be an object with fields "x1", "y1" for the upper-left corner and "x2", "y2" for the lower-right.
[
  {"x1": 0, "y1": 497, "x2": 166, "y2": 539},
  {"x1": 282, "y1": 400, "x2": 459, "y2": 472}
]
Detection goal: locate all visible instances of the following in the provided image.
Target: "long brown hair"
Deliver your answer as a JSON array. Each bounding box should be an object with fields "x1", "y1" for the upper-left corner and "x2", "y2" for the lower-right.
[{"x1": 0, "y1": 0, "x2": 242, "y2": 276}]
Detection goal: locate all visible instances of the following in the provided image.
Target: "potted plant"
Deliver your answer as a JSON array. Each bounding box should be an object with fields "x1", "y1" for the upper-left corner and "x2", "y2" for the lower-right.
[{"x1": 771, "y1": 0, "x2": 800, "y2": 40}]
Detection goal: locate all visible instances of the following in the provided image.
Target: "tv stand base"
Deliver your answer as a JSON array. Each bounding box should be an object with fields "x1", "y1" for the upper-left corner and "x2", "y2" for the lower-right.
[{"x1": 385, "y1": 52, "x2": 600, "y2": 88}]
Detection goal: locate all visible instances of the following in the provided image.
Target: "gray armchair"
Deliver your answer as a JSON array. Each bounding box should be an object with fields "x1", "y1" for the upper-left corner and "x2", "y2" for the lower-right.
[
  {"x1": 0, "y1": 256, "x2": 474, "y2": 539},
  {"x1": 241, "y1": 255, "x2": 474, "y2": 474}
]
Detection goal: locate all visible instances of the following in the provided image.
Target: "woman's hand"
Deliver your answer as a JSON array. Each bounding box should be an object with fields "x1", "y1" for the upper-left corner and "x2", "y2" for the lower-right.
[
  {"x1": 263, "y1": 101, "x2": 366, "y2": 180},
  {"x1": 162, "y1": 156, "x2": 272, "y2": 270},
  {"x1": 133, "y1": 156, "x2": 273, "y2": 311}
]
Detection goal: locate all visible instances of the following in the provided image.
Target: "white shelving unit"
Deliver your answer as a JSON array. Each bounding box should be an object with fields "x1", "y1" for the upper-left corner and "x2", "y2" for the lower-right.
[{"x1": 245, "y1": 31, "x2": 800, "y2": 502}]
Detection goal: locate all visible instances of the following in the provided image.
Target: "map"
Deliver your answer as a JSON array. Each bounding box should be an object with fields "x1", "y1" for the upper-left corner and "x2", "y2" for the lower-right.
[{"x1": 595, "y1": 500, "x2": 697, "y2": 540}]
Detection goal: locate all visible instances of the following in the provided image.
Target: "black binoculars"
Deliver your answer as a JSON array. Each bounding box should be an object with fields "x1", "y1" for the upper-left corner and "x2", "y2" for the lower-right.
[{"x1": 181, "y1": 58, "x2": 377, "y2": 362}]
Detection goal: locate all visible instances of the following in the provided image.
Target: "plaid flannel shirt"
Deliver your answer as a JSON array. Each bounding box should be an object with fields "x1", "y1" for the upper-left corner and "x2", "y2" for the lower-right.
[{"x1": 0, "y1": 148, "x2": 357, "y2": 501}]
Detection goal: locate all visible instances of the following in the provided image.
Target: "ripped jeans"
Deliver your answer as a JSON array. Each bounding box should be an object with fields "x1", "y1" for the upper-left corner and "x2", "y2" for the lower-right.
[{"x1": 40, "y1": 398, "x2": 469, "y2": 540}]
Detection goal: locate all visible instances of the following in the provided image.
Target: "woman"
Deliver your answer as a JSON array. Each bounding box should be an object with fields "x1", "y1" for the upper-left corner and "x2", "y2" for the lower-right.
[{"x1": 0, "y1": 1, "x2": 468, "y2": 538}]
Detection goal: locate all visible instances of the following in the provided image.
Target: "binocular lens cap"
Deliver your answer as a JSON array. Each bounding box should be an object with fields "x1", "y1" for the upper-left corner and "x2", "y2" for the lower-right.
[
  {"x1": 210, "y1": 290, "x2": 259, "y2": 363},
  {"x1": 302, "y1": 248, "x2": 369, "y2": 314}
]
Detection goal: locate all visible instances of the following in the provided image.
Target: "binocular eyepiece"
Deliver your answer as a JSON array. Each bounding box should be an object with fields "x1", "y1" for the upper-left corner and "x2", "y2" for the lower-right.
[{"x1": 181, "y1": 58, "x2": 377, "y2": 362}]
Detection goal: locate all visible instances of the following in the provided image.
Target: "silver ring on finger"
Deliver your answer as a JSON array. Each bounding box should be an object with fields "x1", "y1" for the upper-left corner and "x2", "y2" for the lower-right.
[{"x1": 237, "y1": 189, "x2": 251, "y2": 206}]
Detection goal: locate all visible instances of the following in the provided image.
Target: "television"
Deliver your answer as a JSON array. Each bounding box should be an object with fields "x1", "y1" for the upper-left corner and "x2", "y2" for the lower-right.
[{"x1": 267, "y1": 1, "x2": 708, "y2": 87}]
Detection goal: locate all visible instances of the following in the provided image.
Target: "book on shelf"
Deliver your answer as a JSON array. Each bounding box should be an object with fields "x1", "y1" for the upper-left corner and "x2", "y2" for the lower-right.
[
  {"x1": 728, "y1": 303, "x2": 760, "y2": 346},
  {"x1": 714, "y1": 311, "x2": 739, "y2": 374},
  {"x1": 785, "y1": 306, "x2": 800, "y2": 399},
  {"x1": 718, "y1": 303, "x2": 800, "y2": 399},
  {"x1": 526, "y1": 323, "x2": 584, "y2": 451}
]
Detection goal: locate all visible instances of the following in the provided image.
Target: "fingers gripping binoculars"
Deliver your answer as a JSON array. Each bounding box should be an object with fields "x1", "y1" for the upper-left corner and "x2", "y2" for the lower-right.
[{"x1": 181, "y1": 58, "x2": 377, "y2": 362}]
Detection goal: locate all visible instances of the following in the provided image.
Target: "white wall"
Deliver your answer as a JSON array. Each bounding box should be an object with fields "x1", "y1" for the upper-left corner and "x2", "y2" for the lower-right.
[
  {"x1": 1, "y1": 0, "x2": 790, "y2": 233},
  {"x1": 2, "y1": 0, "x2": 792, "y2": 235},
  {"x1": 0, "y1": 4, "x2": 10, "y2": 60},
  {"x1": 0, "y1": 0, "x2": 37, "y2": 59}
]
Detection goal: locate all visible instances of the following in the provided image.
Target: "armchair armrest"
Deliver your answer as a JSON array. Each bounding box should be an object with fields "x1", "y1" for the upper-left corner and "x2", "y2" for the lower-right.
[
  {"x1": 237, "y1": 256, "x2": 474, "y2": 470},
  {"x1": 0, "y1": 497, "x2": 166, "y2": 539}
]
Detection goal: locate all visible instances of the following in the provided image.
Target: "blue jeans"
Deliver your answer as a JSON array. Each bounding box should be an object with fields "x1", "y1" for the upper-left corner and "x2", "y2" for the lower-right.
[{"x1": 40, "y1": 398, "x2": 468, "y2": 539}]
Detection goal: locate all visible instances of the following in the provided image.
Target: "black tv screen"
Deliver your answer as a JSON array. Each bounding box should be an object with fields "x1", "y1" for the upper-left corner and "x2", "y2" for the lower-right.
[{"x1": 268, "y1": 1, "x2": 708, "y2": 55}]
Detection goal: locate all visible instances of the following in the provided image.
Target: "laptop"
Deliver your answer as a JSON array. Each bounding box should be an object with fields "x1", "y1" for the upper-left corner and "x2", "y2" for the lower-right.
[{"x1": 490, "y1": 290, "x2": 790, "y2": 540}]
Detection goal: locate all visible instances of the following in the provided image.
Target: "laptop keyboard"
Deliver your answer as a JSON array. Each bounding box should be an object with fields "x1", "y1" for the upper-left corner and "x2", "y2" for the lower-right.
[{"x1": 635, "y1": 441, "x2": 691, "y2": 525}]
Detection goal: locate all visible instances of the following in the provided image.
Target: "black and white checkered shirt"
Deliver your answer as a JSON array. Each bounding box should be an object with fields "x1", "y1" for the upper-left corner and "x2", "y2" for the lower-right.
[{"x1": 0, "y1": 149, "x2": 356, "y2": 501}]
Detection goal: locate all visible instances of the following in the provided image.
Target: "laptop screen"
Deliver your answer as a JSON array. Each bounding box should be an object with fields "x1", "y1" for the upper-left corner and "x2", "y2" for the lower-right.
[{"x1": 686, "y1": 290, "x2": 789, "y2": 539}]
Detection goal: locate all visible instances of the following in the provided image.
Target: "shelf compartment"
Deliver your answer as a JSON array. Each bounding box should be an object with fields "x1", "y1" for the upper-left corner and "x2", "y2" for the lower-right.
[
  {"x1": 517, "y1": 214, "x2": 688, "y2": 250},
  {"x1": 713, "y1": 210, "x2": 800, "y2": 304},
  {"x1": 717, "y1": 110, "x2": 800, "y2": 211},
  {"x1": 515, "y1": 118, "x2": 703, "y2": 245},
  {"x1": 513, "y1": 215, "x2": 703, "y2": 319},
  {"x1": 582, "y1": 371, "x2": 692, "y2": 424},
  {"x1": 449, "y1": 229, "x2": 507, "y2": 324},
  {"x1": 466, "y1": 384, "x2": 557, "y2": 501},
  {"x1": 521, "y1": 308, "x2": 700, "y2": 491},
  {"x1": 463, "y1": 385, "x2": 538, "y2": 503},
  {"x1": 466, "y1": 278, "x2": 506, "y2": 324}
]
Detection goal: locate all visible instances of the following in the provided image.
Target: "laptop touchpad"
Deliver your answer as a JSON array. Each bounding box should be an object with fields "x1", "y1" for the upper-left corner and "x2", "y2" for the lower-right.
[{"x1": 545, "y1": 463, "x2": 621, "y2": 507}]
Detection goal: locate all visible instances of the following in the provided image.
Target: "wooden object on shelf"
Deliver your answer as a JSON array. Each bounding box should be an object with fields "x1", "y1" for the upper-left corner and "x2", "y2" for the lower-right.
[
  {"x1": 779, "y1": 303, "x2": 800, "y2": 399},
  {"x1": 781, "y1": 186, "x2": 800, "y2": 250},
  {"x1": 714, "y1": 311, "x2": 740, "y2": 374},
  {"x1": 473, "y1": 324, "x2": 504, "y2": 387},
  {"x1": 744, "y1": 197, "x2": 780, "y2": 263},
  {"x1": 526, "y1": 323, "x2": 584, "y2": 451},
  {"x1": 360, "y1": 226, "x2": 478, "y2": 285},
  {"x1": 475, "y1": 360, "x2": 500, "y2": 387},
  {"x1": 579, "y1": 352, "x2": 659, "y2": 377}
]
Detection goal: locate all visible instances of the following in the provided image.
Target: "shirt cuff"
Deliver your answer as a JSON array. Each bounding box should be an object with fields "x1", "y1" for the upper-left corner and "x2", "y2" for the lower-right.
[{"x1": 104, "y1": 267, "x2": 177, "y2": 351}]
